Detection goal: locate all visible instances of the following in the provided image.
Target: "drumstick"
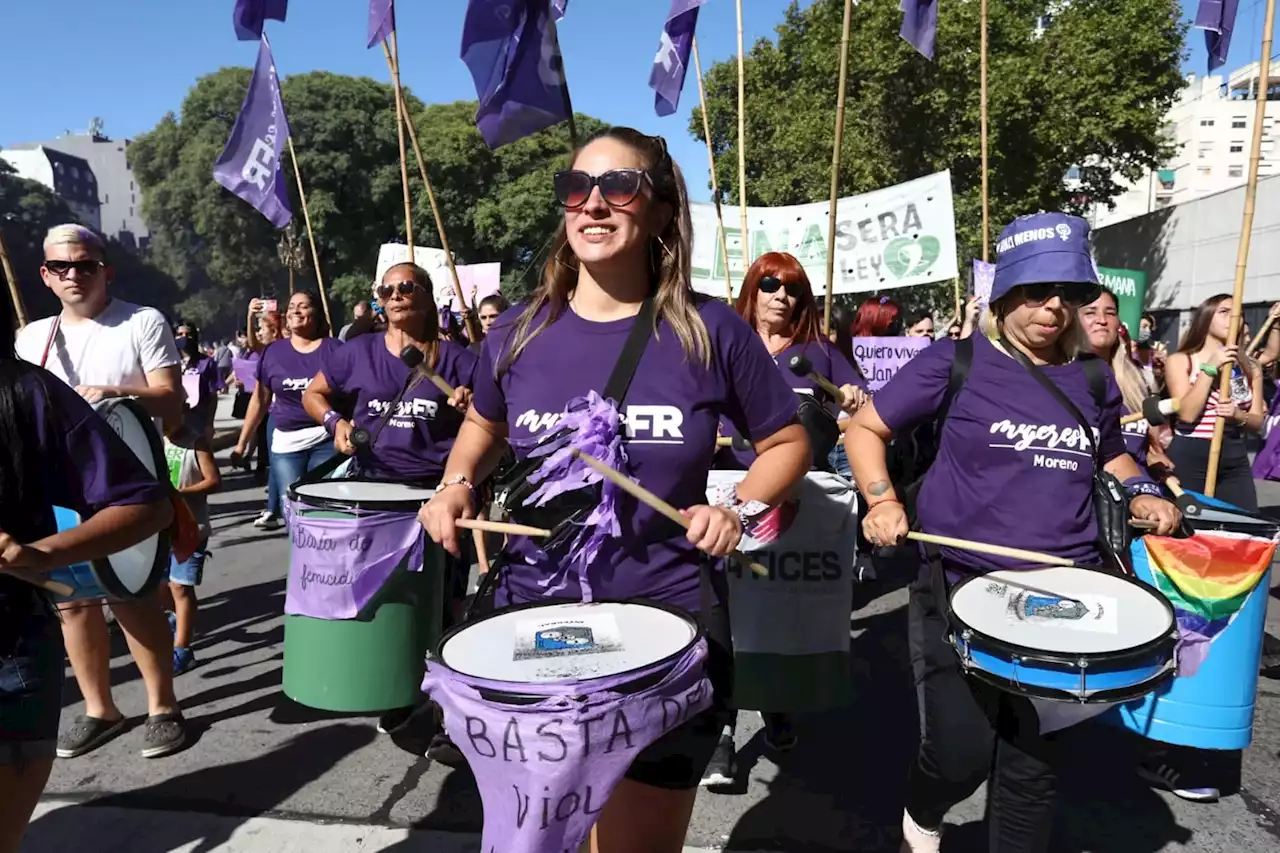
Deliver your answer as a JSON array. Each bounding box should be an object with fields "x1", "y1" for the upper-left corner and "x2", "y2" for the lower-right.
[
  {"x1": 1, "y1": 569, "x2": 75, "y2": 597},
  {"x1": 786, "y1": 355, "x2": 847, "y2": 407},
  {"x1": 714, "y1": 435, "x2": 753, "y2": 451},
  {"x1": 906, "y1": 531, "x2": 1088, "y2": 569},
  {"x1": 1119, "y1": 396, "x2": 1179, "y2": 426},
  {"x1": 455, "y1": 518, "x2": 552, "y2": 538},
  {"x1": 570, "y1": 449, "x2": 770, "y2": 578}
]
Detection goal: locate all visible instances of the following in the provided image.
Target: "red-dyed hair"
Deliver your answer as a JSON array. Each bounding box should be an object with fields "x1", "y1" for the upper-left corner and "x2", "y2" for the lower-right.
[
  {"x1": 734, "y1": 252, "x2": 823, "y2": 345},
  {"x1": 851, "y1": 296, "x2": 903, "y2": 337}
]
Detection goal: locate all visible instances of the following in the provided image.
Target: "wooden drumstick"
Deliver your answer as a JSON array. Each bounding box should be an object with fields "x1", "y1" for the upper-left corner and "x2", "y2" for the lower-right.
[
  {"x1": 906, "y1": 531, "x2": 1092, "y2": 570},
  {"x1": 1119, "y1": 397, "x2": 1179, "y2": 426},
  {"x1": 786, "y1": 354, "x2": 847, "y2": 407},
  {"x1": 570, "y1": 449, "x2": 770, "y2": 578},
  {"x1": 455, "y1": 518, "x2": 552, "y2": 538},
  {"x1": 0, "y1": 569, "x2": 75, "y2": 597},
  {"x1": 400, "y1": 345, "x2": 456, "y2": 398}
]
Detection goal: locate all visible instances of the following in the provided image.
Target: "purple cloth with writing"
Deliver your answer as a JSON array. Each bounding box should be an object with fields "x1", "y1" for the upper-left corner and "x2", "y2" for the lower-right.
[
  {"x1": 366, "y1": 0, "x2": 395, "y2": 49},
  {"x1": 900, "y1": 0, "x2": 938, "y2": 60},
  {"x1": 212, "y1": 36, "x2": 292, "y2": 228},
  {"x1": 233, "y1": 0, "x2": 288, "y2": 40},
  {"x1": 649, "y1": 0, "x2": 708, "y2": 117},
  {"x1": 1252, "y1": 389, "x2": 1280, "y2": 480},
  {"x1": 874, "y1": 335, "x2": 1126, "y2": 574},
  {"x1": 1121, "y1": 403, "x2": 1151, "y2": 470},
  {"x1": 423, "y1": 637, "x2": 711, "y2": 853},
  {"x1": 461, "y1": 0, "x2": 572, "y2": 148},
  {"x1": 472, "y1": 298, "x2": 798, "y2": 611},
  {"x1": 256, "y1": 338, "x2": 342, "y2": 431},
  {"x1": 233, "y1": 352, "x2": 260, "y2": 393},
  {"x1": 1195, "y1": 0, "x2": 1238, "y2": 72},
  {"x1": 284, "y1": 505, "x2": 425, "y2": 619},
  {"x1": 853, "y1": 336, "x2": 930, "y2": 391},
  {"x1": 323, "y1": 335, "x2": 477, "y2": 482}
]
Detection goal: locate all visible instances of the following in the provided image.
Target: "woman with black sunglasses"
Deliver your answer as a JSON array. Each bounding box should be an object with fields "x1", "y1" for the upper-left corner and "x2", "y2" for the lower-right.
[
  {"x1": 846, "y1": 214, "x2": 1180, "y2": 852},
  {"x1": 420, "y1": 127, "x2": 809, "y2": 853}
]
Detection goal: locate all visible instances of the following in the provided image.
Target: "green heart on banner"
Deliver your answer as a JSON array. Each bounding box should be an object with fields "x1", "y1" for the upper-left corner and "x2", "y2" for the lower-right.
[{"x1": 883, "y1": 235, "x2": 941, "y2": 279}]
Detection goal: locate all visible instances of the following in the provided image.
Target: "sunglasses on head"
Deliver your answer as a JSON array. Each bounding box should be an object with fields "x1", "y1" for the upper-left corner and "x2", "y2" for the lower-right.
[
  {"x1": 43, "y1": 259, "x2": 104, "y2": 279},
  {"x1": 554, "y1": 169, "x2": 651, "y2": 209},
  {"x1": 758, "y1": 275, "x2": 802, "y2": 298},
  {"x1": 1018, "y1": 282, "x2": 1101, "y2": 308},
  {"x1": 372, "y1": 279, "x2": 423, "y2": 301}
]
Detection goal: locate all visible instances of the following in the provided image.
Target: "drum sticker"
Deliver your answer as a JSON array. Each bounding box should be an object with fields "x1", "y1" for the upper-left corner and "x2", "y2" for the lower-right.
[
  {"x1": 988, "y1": 582, "x2": 1119, "y2": 634},
  {"x1": 513, "y1": 614, "x2": 623, "y2": 661}
]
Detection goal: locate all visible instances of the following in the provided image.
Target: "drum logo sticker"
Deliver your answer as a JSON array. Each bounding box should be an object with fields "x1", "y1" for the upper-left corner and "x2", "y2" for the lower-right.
[
  {"x1": 514, "y1": 614, "x2": 623, "y2": 661},
  {"x1": 986, "y1": 582, "x2": 1119, "y2": 634}
]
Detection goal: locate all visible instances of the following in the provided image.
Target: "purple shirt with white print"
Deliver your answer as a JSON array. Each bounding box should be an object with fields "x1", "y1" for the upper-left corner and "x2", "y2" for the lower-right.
[
  {"x1": 256, "y1": 338, "x2": 343, "y2": 431},
  {"x1": 472, "y1": 297, "x2": 799, "y2": 612},
  {"x1": 323, "y1": 333, "x2": 476, "y2": 483},
  {"x1": 873, "y1": 334, "x2": 1126, "y2": 575}
]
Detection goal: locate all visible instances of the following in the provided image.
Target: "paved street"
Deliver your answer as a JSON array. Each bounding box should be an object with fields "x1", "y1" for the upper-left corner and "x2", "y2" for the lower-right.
[{"x1": 25, "y1": 396, "x2": 1280, "y2": 851}]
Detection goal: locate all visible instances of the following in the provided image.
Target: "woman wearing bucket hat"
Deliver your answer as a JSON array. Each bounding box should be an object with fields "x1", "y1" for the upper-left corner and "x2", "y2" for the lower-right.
[{"x1": 844, "y1": 213, "x2": 1181, "y2": 852}]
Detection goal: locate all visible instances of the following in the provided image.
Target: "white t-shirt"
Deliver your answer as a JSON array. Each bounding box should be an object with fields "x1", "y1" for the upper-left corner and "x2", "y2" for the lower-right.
[{"x1": 16, "y1": 298, "x2": 180, "y2": 389}]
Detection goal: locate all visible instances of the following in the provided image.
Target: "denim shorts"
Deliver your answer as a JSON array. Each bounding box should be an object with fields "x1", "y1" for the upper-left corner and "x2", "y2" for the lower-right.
[
  {"x1": 169, "y1": 539, "x2": 210, "y2": 587},
  {"x1": 0, "y1": 603, "x2": 64, "y2": 765}
]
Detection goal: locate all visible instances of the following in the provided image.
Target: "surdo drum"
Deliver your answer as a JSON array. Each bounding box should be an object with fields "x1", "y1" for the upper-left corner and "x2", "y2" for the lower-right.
[
  {"x1": 50, "y1": 398, "x2": 170, "y2": 603},
  {"x1": 948, "y1": 567, "x2": 1177, "y2": 703}
]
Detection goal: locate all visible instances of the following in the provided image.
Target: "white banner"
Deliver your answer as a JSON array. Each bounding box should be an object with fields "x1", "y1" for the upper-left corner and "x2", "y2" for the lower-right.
[
  {"x1": 690, "y1": 170, "x2": 957, "y2": 297},
  {"x1": 375, "y1": 244, "x2": 501, "y2": 313}
]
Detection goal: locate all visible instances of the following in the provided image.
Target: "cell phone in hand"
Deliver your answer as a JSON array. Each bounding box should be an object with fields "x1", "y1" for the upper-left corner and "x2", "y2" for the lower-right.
[{"x1": 263, "y1": 299, "x2": 278, "y2": 313}]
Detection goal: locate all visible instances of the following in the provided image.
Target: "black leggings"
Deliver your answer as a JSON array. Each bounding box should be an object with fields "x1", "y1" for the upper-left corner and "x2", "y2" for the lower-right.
[
  {"x1": 906, "y1": 564, "x2": 1062, "y2": 852},
  {"x1": 1164, "y1": 434, "x2": 1257, "y2": 512}
]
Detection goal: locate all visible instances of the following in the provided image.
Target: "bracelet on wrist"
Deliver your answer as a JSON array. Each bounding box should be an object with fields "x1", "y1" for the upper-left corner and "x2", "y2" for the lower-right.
[
  {"x1": 441, "y1": 475, "x2": 476, "y2": 497},
  {"x1": 1199, "y1": 363, "x2": 1219, "y2": 379},
  {"x1": 321, "y1": 410, "x2": 341, "y2": 436},
  {"x1": 868, "y1": 498, "x2": 903, "y2": 511},
  {"x1": 1123, "y1": 476, "x2": 1164, "y2": 500}
]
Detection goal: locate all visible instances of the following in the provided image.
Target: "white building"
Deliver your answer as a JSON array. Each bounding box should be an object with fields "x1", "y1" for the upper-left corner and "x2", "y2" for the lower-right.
[
  {"x1": 0, "y1": 146, "x2": 102, "y2": 232},
  {"x1": 1089, "y1": 62, "x2": 1279, "y2": 228}
]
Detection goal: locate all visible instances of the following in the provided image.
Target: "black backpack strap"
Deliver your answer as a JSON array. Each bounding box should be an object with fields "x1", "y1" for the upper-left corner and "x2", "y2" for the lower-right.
[
  {"x1": 1081, "y1": 354, "x2": 1109, "y2": 411},
  {"x1": 936, "y1": 335, "x2": 973, "y2": 431},
  {"x1": 998, "y1": 335, "x2": 1099, "y2": 462},
  {"x1": 601, "y1": 296, "x2": 656, "y2": 405}
]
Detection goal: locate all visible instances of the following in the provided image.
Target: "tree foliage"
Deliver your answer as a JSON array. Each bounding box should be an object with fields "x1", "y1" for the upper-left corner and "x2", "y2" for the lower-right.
[
  {"x1": 130, "y1": 69, "x2": 604, "y2": 334},
  {"x1": 692, "y1": 0, "x2": 1186, "y2": 316}
]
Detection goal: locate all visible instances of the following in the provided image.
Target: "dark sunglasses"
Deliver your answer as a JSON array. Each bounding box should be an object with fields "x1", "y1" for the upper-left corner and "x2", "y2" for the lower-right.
[
  {"x1": 554, "y1": 169, "x2": 650, "y2": 209},
  {"x1": 373, "y1": 280, "x2": 424, "y2": 301},
  {"x1": 1018, "y1": 282, "x2": 1101, "y2": 308},
  {"x1": 758, "y1": 275, "x2": 802, "y2": 298},
  {"x1": 43, "y1": 259, "x2": 105, "y2": 279}
]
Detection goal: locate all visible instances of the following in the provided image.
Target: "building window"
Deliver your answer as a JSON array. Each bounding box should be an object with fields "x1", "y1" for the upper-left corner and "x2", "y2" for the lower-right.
[
  {"x1": 1200, "y1": 119, "x2": 1215, "y2": 127},
  {"x1": 1155, "y1": 196, "x2": 1172, "y2": 208},
  {"x1": 1230, "y1": 142, "x2": 1244, "y2": 153},
  {"x1": 1198, "y1": 166, "x2": 1212, "y2": 176},
  {"x1": 1232, "y1": 117, "x2": 1247, "y2": 128},
  {"x1": 104, "y1": 193, "x2": 109, "y2": 203},
  {"x1": 129, "y1": 207, "x2": 134, "y2": 217},
  {"x1": 131, "y1": 193, "x2": 135, "y2": 204},
  {"x1": 1199, "y1": 145, "x2": 1214, "y2": 159},
  {"x1": 1229, "y1": 165, "x2": 1244, "y2": 177}
]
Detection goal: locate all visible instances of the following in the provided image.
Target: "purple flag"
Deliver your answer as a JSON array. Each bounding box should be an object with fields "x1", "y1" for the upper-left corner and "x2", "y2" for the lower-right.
[
  {"x1": 851, "y1": 336, "x2": 930, "y2": 391},
  {"x1": 233, "y1": 0, "x2": 288, "y2": 41},
  {"x1": 367, "y1": 0, "x2": 395, "y2": 49},
  {"x1": 649, "y1": 0, "x2": 707, "y2": 117},
  {"x1": 900, "y1": 0, "x2": 938, "y2": 60},
  {"x1": 213, "y1": 37, "x2": 293, "y2": 229},
  {"x1": 1195, "y1": 0, "x2": 1238, "y2": 72},
  {"x1": 461, "y1": 0, "x2": 573, "y2": 148},
  {"x1": 552, "y1": 0, "x2": 569, "y2": 19}
]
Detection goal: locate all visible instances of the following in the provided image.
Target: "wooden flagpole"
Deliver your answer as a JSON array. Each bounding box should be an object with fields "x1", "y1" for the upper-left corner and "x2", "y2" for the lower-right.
[
  {"x1": 382, "y1": 42, "x2": 483, "y2": 343},
  {"x1": 1205, "y1": 0, "x2": 1275, "y2": 497},
  {"x1": 979, "y1": 0, "x2": 990, "y2": 260},
  {"x1": 0, "y1": 228, "x2": 27, "y2": 328},
  {"x1": 823, "y1": 0, "x2": 854, "y2": 335},
  {"x1": 735, "y1": 0, "x2": 749, "y2": 265},
  {"x1": 285, "y1": 138, "x2": 335, "y2": 336},
  {"x1": 691, "y1": 37, "x2": 734, "y2": 304},
  {"x1": 388, "y1": 30, "x2": 415, "y2": 258}
]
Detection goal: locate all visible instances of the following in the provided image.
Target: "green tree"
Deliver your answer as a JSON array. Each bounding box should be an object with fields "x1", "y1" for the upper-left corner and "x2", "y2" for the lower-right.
[
  {"x1": 693, "y1": 0, "x2": 1186, "y2": 317},
  {"x1": 130, "y1": 69, "x2": 604, "y2": 334}
]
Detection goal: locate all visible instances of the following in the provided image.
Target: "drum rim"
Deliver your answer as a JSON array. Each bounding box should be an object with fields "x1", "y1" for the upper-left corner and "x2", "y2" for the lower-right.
[
  {"x1": 959, "y1": 658, "x2": 1176, "y2": 705},
  {"x1": 288, "y1": 475, "x2": 440, "y2": 513},
  {"x1": 430, "y1": 596, "x2": 705, "y2": 690},
  {"x1": 92, "y1": 398, "x2": 170, "y2": 599},
  {"x1": 948, "y1": 568, "x2": 1178, "y2": 667}
]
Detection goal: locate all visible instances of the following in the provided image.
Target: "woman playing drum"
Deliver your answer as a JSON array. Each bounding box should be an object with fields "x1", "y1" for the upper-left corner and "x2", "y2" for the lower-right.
[
  {"x1": 846, "y1": 213, "x2": 1181, "y2": 852},
  {"x1": 421, "y1": 127, "x2": 809, "y2": 853}
]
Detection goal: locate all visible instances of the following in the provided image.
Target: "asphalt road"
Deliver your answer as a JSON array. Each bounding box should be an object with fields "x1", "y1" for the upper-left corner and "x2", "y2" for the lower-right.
[{"x1": 27, "y1": 397, "x2": 1280, "y2": 852}]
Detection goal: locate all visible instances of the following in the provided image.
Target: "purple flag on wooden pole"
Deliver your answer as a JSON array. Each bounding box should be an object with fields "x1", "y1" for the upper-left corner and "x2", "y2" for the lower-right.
[
  {"x1": 649, "y1": 0, "x2": 708, "y2": 117},
  {"x1": 213, "y1": 37, "x2": 293, "y2": 229},
  {"x1": 1194, "y1": 0, "x2": 1239, "y2": 72},
  {"x1": 367, "y1": 0, "x2": 395, "y2": 49},
  {"x1": 900, "y1": 0, "x2": 938, "y2": 60},
  {"x1": 233, "y1": 0, "x2": 288, "y2": 41},
  {"x1": 460, "y1": 0, "x2": 573, "y2": 148}
]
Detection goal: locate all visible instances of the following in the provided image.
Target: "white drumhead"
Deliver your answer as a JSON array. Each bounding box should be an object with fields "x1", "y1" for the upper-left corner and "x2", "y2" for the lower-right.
[
  {"x1": 94, "y1": 399, "x2": 164, "y2": 593},
  {"x1": 441, "y1": 601, "x2": 698, "y2": 683},
  {"x1": 294, "y1": 480, "x2": 436, "y2": 505},
  {"x1": 950, "y1": 567, "x2": 1173, "y2": 655}
]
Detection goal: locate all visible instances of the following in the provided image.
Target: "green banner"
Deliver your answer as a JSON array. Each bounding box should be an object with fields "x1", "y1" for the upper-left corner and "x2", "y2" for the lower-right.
[{"x1": 1097, "y1": 267, "x2": 1148, "y2": 336}]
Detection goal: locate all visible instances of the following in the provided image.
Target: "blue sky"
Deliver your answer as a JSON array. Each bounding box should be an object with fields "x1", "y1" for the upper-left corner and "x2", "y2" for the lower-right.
[{"x1": 0, "y1": 0, "x2": 1272, "y2": 203}]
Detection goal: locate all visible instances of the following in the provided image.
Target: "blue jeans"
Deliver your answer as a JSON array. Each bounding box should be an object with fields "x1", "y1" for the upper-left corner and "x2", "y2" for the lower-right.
[
  {"x1": 169, "y1": 537, "x2": 210, "y2": 586},
  {"x1": 270, "y1": 437, "x2": 339, "y2": 511},
  {"x1": 828, "y1": 442, "x2": 852, "y2": 478},
  {"x1": 264, "y1": 415, "x2": 279, "y2": 516},
  {"x1": 0, "y1": 602, "x2": 62, "y2": 763}
]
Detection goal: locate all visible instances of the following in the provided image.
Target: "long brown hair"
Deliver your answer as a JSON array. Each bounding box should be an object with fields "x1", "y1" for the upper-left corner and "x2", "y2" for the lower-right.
[
  {"x1": 734, "y1": 252, "x2": 824, "y2": 345},
  {"x1": 383, "y1": 262, "x2": 440, "y2": 370},
  {"x1": 1176, "y1": 293, "x2": 1234, "y2": 355},
  {"x1": 1085, "y1": 288, "x2": 1149, "y2": 413},
  {"x1": 498, "y1": 127, "x2": 708, "y2": 377}
]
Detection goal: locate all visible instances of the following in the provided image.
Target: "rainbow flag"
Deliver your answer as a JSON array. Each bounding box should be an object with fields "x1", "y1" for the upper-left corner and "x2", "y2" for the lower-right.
[{"x1": 1132, "y1": 492, "x2": 1277, "y2": 677}]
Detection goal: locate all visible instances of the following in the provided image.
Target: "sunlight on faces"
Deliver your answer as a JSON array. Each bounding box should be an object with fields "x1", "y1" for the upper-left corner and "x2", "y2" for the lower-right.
[
  {"x1": 1209, "y1": 299, "x2": 1234, "y2": 341},
  {"x1": 907, "y1": 317, "x2": 934, "y2": 338},
  {"x1": 755, "y1": 279, "x2": 797, "y2": 334},
  {"x1": 1002, "y1": 289, "x2": 1073, "y2": 351},
  {"x1": 41, "y1": 240, "x2": 109, "y2": 306},
  {"x1": 479, "y1": 305, "x2": 502, "y2": 332},
  {"x1": 379, "y1": 265, "x2": 429, "y2": 328},
  {"x1": 286, "y1": 293, "x2": 316, "y2": 335},
  {"x1": 1078, "y1": 292, "x2": 1119, "y2": 354},
  {"x1": 564, "y1": 138, "x2": 660, "y2": 270}
]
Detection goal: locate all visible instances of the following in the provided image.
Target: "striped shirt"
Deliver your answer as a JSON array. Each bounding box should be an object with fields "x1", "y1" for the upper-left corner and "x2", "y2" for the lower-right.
[{"x1": 1177, "y1": 360, "x2": 1252, "y2": 440}]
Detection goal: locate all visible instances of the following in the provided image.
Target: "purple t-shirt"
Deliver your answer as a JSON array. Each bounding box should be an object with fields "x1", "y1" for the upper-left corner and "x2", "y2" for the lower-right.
[
  {"x1": 718, "y1": 339, "x2": 865, "y2": 469},
  {"x1": 874, "y1": 335, "x2": 1126, "y2": 574},
  {"x1": 473, "y1": 297, "x2": 799, "y2": 612},
  {"x1": 181, "y1": 355, "x2": 220, "y2": 431},
  {"x1": 1, "y1": 369, "x2": 168, "y2": 602},
  {"x1": 1120, "y1": 404, "x2": 1150, "y2": 469},
  {"x1": 256, "y1": 338, "x2": 343, "y2": 432},
  {"x1": 323, "y1": 334, "x2": 477, "y2": 482}
]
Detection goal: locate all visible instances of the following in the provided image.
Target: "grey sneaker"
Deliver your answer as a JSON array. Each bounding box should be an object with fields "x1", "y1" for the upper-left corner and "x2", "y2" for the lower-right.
[
  {"x1": 141, "y1": 712, "x2": 187, "y2": 758},
  {"x1": 56, "y1": 714, "x2": 127, "y2": 759}
]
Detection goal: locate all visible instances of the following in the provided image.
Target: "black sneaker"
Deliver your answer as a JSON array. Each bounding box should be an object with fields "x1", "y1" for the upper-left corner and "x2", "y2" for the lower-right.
[
  {"x1": 140, "y1": 712, "x2": 188, "y2": 758},
  {"x1": 426, "y1": 731, "x2": 467, "y2": 768},
  {"x1": 56, "y1": 714, "x2": 127, "y2": 759},
  {"x1": 377, "y1": 706, "x2": 416, "y2": 735},
  {"x1": 699, "y1": 734, "x2": 736, "y2": 787},
  {"x1": 761, "y1": 712, "x2": 798, "y2": 751},
  {"x1": 1260, "y1": 632, "x2": 1280, "y2": 675}
]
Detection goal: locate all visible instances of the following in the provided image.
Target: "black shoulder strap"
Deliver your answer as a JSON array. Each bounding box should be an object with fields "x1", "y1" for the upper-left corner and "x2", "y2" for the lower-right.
[
  {"x1": 935, "y1": 335, "x2": 973, "y2": 430},
  {"x1": 1081, "y1": 354, "x2": 1108, "y2": 411},
  {"x1": 999, "y1": 335, "x2": 1099, "y2": 461},
  {"x1": 601, "y1": 296, "x2": 656, "y2": 406}
]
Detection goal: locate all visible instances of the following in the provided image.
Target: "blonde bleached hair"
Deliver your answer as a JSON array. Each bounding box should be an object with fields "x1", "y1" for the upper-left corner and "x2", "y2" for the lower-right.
[
  {"x1": 497, "y1": 127, "x2": 709, "y2": 378},
  {"x1": 43, "y1": 224, "x2": 106, "y2": 258}
]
